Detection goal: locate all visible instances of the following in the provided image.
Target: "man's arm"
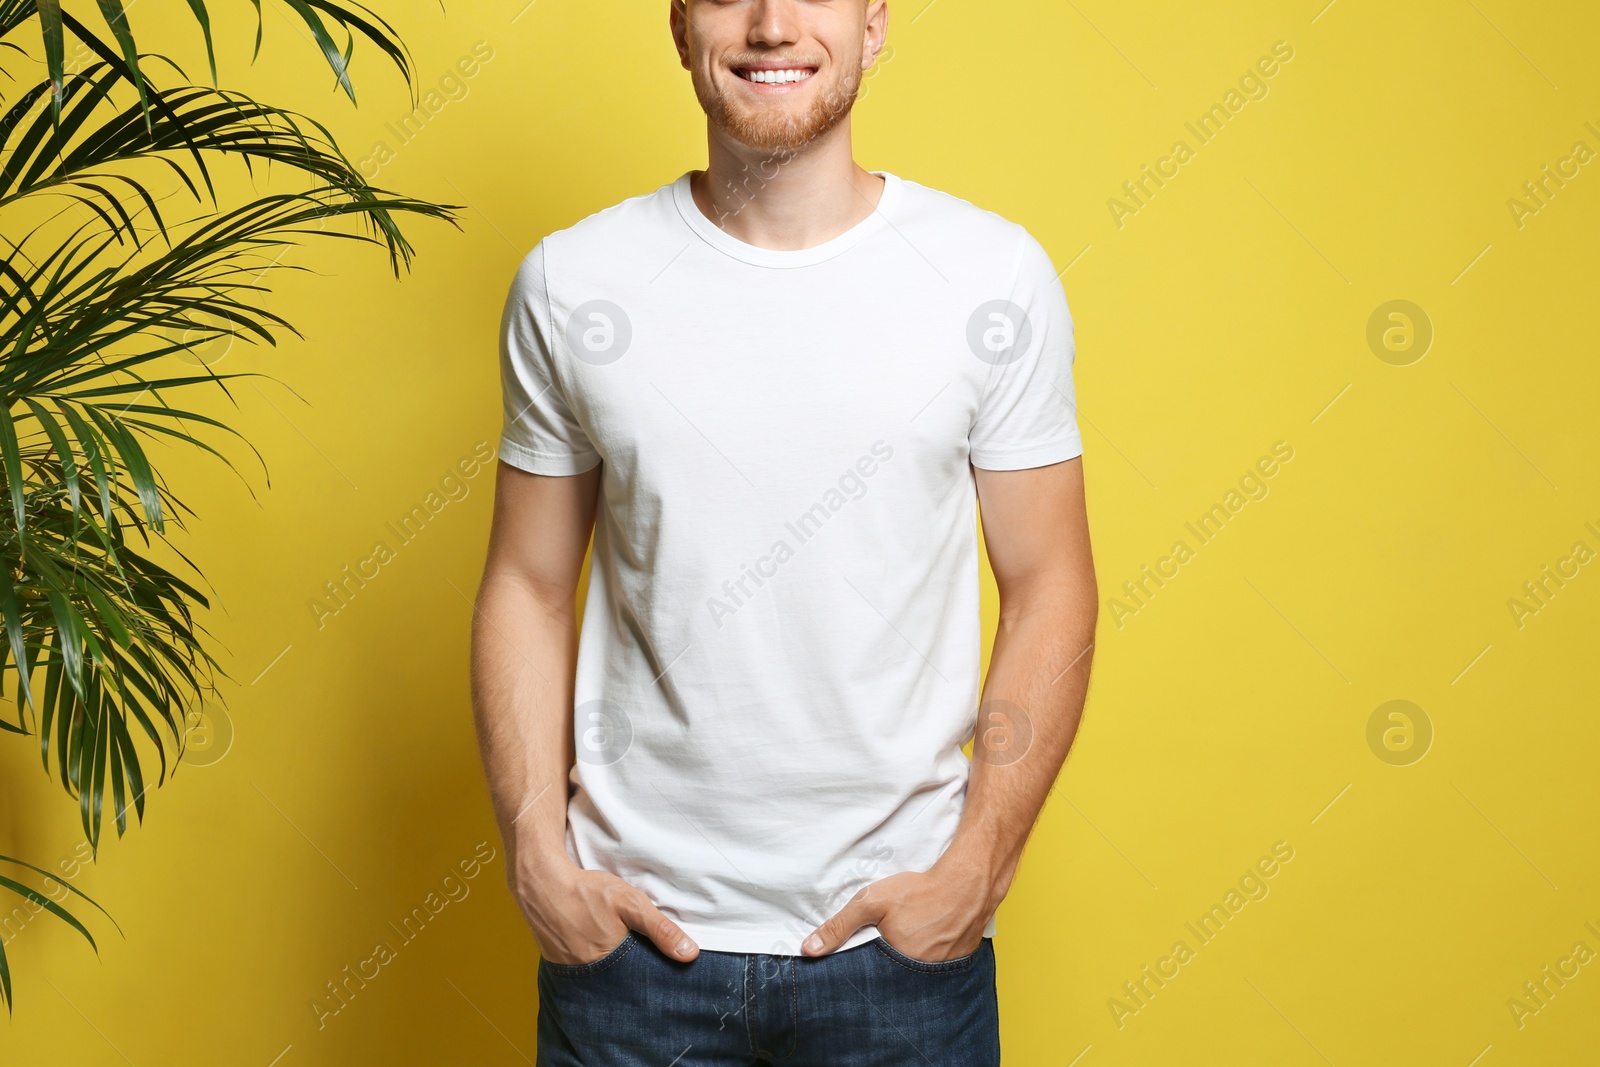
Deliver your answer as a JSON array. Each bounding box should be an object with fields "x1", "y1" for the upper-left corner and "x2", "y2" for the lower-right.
[
  {"x1": 471, "y1": 459, "x2": 701, "y2": 965},
  {"x1": 949, "y1": 454, "x2": 1098, "y2": 914},
  {"x1": 804, "y1": 455, "x2": 1096, "y2": 959}
]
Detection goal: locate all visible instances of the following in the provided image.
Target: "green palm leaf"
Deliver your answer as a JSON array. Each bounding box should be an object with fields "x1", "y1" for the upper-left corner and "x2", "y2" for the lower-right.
[
  {"x1": 3, "y1": 0, "x2": 417, "y2": 127},
  {"x1": 0, "y1": 0, "x2": 460, "y2": 1014},
  {"x1": 0, "y1": 852, "x2": 121, "y2": 1014}
]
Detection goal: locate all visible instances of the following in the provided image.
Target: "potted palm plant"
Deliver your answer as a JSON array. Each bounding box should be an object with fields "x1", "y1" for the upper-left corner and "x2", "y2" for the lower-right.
[{"x1": 0, "y1": 0, "x2": 459, "y2": 1010}]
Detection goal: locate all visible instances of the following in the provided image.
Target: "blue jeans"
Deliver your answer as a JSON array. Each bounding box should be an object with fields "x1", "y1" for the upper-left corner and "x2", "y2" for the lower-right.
[{"x1": 536, "y1": 930, "x2": 1000, "y2": 1066}]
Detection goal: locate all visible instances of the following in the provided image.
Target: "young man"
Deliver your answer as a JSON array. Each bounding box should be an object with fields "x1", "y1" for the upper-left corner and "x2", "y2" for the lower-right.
[{"x1": 470, "y1": 1, "x2": 1097, "y2": 1063}]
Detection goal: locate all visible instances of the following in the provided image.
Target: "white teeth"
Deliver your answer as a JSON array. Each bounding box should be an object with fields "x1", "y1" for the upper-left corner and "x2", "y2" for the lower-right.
[{"x1": 743, "y1": 68, "x2": 812, "y2": 84}]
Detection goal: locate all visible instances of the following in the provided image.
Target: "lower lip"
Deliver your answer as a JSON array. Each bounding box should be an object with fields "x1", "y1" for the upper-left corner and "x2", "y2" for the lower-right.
[{"x1": 736, "y1": 71, "x2": 816, "y2": 94}]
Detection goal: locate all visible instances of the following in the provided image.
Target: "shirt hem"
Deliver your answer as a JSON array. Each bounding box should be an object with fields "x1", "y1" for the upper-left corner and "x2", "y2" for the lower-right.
[
  {"x1": 673, "y1": 911, "x2": 999, "y2": 957},
  {"x1": 969, "y1": 434, "x2": 1084, "y2": 471},
  {"x1": 675, "y1": 922, "x2": 884, "y2": 957},
  {"x1": 498, "y1": 437, "x2": 601, "y2": 475}
]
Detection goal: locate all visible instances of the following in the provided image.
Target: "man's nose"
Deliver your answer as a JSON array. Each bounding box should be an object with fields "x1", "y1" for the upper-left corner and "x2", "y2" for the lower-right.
[{"x1": 746, "y1": 0, "x2": 803, "y2": 49}]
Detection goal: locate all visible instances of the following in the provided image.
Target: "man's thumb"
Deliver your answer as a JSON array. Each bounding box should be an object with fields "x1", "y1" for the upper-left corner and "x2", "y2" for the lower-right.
[
  {"x1": 803, "y1": 890, "x2": 876, "y2": 956},
  {"x1": 626, "y1": 899, "x2": 699, "y2": 962}
]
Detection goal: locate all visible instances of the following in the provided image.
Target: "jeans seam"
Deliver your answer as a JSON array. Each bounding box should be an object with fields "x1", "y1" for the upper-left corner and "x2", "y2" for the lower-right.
[
  {"x1": 538, "y1": 931, "x2": 637, "y2": 978},
  {"x1": 780, "y1": 956, "x2": 798, "y2": 1058},
  {"x1": 745, "y1": 954, "x2": 760, "y2": 1058},
  {"x1": 872, "y1": 936, "x2": 982, "y2": 974}
]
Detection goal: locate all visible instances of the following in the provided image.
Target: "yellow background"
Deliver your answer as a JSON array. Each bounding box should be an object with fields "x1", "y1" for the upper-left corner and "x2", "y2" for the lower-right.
[{"x1": 3, "y1": 0, "x2": 1598, "y2": 1063}]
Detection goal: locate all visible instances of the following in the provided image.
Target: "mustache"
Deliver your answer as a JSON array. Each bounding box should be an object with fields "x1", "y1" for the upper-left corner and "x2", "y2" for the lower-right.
[{"x1": 726, "y1": 57, "x2": 821, "y2": 68}]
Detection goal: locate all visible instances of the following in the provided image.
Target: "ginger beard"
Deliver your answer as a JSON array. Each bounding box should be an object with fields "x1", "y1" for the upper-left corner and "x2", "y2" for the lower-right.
[{"x1": 693, "y1": 57, "x2": 864, "y2": 154}]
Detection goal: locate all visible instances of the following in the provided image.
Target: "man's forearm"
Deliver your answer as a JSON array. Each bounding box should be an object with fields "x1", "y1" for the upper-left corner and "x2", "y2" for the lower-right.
[
  {"x1": 469, "y1": 572, "x2": 578, "y2": 873},
  {"x1": 943, "y1": 584, "x2": 1097, "y2": 908}
]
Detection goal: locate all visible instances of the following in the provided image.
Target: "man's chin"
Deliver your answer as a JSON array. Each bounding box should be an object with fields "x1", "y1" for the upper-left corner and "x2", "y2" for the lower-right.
[
  {"x1": 717, "y1": 103, "x2": 850, "y2": 154},
  {"x1": 724, "y1": 124, "x2": 813, "y2": 154}
]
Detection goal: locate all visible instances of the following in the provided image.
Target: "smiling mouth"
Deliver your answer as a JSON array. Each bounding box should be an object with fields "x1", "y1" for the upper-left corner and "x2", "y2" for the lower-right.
[{"x1": 735, "y1": 66, "x2": 817, "y2": 85}]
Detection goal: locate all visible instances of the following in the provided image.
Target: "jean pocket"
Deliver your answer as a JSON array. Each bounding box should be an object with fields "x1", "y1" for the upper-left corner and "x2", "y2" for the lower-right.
[
  {"x1": 872, "y1": 935, "x2": 986, "y2": 974},
  {"x1": 539, "y1": 930, "x2": 637, "y2": 977}
]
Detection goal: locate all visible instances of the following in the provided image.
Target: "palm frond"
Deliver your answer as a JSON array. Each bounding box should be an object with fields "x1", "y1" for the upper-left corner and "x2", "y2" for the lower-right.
[
  {"x1": 0, "y1": 852, "x2": 121, "y2": 1014},
  {"x1": 0, "y1": 0, "x2": 460, "y2": 1015},
  {"x1": 1, "y1": 58, "x2": 462, "y2": 255},
  {"x1": 0, "y1": 0, "x2": 417, "y2": 124}
]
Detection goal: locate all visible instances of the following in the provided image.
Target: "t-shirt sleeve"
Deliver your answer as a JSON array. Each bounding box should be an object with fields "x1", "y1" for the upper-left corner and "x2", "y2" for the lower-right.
[
  {"x1": 496, "y1": 242, "x2": 603, "y2": 475},
  {"x1": 967, "y1": 229, "x2": 1085, "y2": 471}
]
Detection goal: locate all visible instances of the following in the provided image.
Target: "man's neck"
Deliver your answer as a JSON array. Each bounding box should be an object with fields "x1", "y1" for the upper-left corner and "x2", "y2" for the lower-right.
[{"x1": 689, "y1": 125, "x2": 886, "y2": 252}]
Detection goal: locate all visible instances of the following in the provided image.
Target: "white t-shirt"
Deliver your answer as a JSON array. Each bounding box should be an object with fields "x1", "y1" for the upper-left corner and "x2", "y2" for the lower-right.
[{"x1": 496, "y1": 169, "x2": 1083, "y2": 955}]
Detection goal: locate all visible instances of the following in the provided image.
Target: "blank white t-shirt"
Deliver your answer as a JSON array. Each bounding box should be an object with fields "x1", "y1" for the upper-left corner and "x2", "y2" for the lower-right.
[{"x1": 497, "y1": 169, "x2": 1083, "y2": 955}]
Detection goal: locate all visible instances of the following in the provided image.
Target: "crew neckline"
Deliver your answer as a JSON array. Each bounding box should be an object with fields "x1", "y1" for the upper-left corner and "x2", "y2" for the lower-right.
[{"x1": 671, "y1": 169, "x2": 902, "y2": 268}]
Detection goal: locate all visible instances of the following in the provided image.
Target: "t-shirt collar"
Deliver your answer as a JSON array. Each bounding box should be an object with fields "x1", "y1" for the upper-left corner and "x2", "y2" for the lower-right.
[{"x1": 671, "y1": 169, "x2": 901, "y2": 268}]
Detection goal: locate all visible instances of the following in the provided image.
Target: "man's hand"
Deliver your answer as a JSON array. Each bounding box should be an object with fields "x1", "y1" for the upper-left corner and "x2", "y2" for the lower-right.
[
  {"x1": 510, "y1": 852, "x2": 701, "y2": 966},
  {"x1": 800, "y1": 851, "x2": 1000, "y2": 961}
]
